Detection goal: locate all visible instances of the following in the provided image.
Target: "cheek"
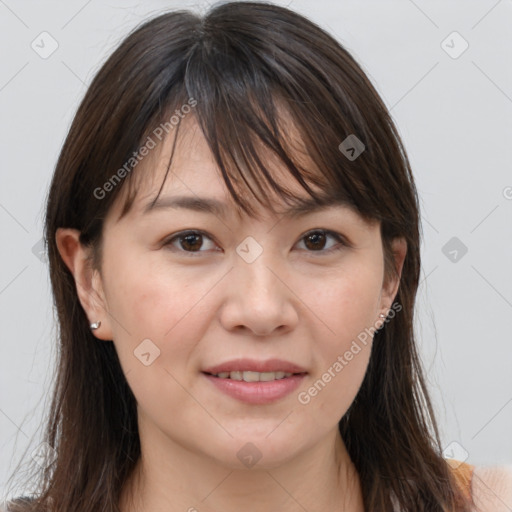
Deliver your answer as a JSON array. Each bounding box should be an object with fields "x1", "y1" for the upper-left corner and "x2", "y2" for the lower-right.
[
  {"x1": 299, "y1": 264, "x2": 381, "y2": 426},
  {"x1": 309, "y1": 348, "x2": 371, "y2": 430},
  {"x1": 103, "y1": 251, "x2": 226, "y2": 383},
  {"x1": 104, "y1": 250, "x2": 213, "y2": 338},
  {"x1": 311, "y1": 262, "x2": 382, "y2": 345},
  {"x1": 102, "y1": 256, "x2": 214, "y2": 418}
]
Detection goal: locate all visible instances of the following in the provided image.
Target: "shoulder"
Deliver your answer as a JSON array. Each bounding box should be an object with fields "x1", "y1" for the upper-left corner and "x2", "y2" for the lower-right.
[{"x1": 470, "y1": 464, "x2": 512, "y2": 512}]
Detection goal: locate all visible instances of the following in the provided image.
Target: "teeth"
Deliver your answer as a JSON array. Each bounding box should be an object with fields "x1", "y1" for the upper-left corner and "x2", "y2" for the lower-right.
[{"x1": 213, "y1": 371, "x2": 294, "y2": 381}]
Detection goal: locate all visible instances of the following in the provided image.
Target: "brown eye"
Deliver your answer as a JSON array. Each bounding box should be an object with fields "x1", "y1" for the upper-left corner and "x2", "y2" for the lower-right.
[
  {"x1": 304, "y1": 231, "x2": 327, "y2": 251},
  {"x1": 164, "y1": 230, "x2": 218, "y2": 255},
  {"x1": 179, "y1": 233, "x2": 203, "y2": 252},
  {"x1": 163, "y1": 229, "x2": 348, "y2": 257},
  {"x1": 298, "y1": 229, "x2": 347, "y2": 254}
]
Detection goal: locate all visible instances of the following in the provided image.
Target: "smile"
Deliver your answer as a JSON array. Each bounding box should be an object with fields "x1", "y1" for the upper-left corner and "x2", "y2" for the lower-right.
[{"x1": 202, "y1": 371, "x2": 307, "y2": 404}]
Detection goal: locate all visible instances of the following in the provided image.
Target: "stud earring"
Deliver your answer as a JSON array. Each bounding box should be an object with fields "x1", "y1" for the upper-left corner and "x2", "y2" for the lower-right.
[
  {"x1": 376, "y1": 313, "x2": 387, "y2": 331},
  {"x1": 90, "y1": 321, "x2": 101, "y2": 330}
]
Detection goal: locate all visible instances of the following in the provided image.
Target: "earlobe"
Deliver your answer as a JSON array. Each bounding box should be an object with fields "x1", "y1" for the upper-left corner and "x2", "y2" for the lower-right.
[{"x1": 55, "y1": 228, "x2": 113, "y2": 341}]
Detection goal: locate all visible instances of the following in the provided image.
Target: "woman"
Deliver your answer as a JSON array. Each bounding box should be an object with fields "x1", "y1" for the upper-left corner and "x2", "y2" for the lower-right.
[{"x1": 3, "y1": 2, "x2": 511, "y2": 511}]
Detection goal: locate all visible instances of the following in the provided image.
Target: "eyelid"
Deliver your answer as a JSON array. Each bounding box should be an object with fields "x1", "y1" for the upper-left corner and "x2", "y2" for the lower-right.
[
  {"x1": 161, "y1": 229, "x2": 219, "y2": 254},
  {"x1": 162, "y1": 228, "x2": 350, "y2": 255},
  {"x1": 298, "y1": 228, "x2": 352, "y2": 249}
]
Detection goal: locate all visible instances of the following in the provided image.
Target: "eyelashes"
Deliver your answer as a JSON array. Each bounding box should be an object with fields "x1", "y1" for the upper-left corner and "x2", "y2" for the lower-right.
[{"x1": 162, "y1": 229, "x2": 350, "y2": 257}]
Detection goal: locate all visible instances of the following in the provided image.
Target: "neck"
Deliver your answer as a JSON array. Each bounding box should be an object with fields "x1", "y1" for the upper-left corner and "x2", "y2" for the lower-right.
[{"x1": 119, "y1": 427, "x2": 364, "y2": 512}]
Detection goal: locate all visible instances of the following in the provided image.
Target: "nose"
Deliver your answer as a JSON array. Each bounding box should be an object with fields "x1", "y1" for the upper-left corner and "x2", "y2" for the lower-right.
[{"x1": 219, "y1": 250, "x2": 299, "y2": 337}]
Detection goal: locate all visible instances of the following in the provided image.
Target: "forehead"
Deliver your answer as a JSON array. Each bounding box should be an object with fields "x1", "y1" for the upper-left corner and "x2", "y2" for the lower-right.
[
  {"x1": 106, "y1": 110, "x2": 373, "y2": 230},
  {"x1": 114, "y1": 114, "x2": 333, "y2": 218}
]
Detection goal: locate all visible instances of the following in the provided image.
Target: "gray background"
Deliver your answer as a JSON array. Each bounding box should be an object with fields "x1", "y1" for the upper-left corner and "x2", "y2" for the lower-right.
[{"x1": 1, "y1": 0, "x2": 511, "y2": 498}]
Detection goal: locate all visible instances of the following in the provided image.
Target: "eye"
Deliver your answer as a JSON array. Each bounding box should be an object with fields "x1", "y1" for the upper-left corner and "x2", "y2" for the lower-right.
[
  {"x1": 163, "y1": 229, "x2": 348, "y2": 256},
  {"x1": 295, "y1": 229, "x2": 348, "y2": 254},
  {"x1": 163, "y1": 230, "x2": 218, "y2": 255}
]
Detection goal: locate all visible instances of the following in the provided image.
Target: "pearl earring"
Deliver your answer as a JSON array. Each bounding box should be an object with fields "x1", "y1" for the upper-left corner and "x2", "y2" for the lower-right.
[
  {"x1": 90, "y1": 321, "x2": 101, "y2": 330},
  {"x1": 377, "y1": 313, "x2": 387, "y2": 330}
]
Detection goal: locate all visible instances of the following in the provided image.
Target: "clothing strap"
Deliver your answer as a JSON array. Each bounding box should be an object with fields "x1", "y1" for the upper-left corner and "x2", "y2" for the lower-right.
[{"x1": 447, "y1": 459, "x2": 475, "y2": 505}]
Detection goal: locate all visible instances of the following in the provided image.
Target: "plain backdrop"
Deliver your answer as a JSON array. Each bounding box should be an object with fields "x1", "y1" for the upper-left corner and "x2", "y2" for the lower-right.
[{"x1": 1, "y1": 0, "x2": 511, "y2": 498}]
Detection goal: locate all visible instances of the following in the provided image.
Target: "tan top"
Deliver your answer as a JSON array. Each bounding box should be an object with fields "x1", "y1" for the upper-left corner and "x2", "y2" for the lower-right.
[
  {"x1": 449, "y1": 460, "x2": 475, "y2": 505},
  {"x1": 470, "y1": 464, "x2": 512, "y2": 511},
  {"x1": 447, "y1": 459, "x2": 512, "y2": 511}
]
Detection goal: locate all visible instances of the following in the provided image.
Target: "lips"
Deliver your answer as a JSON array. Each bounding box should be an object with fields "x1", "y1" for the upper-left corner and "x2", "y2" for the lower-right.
[
  {"x1": 203, "y1": 372, "x2": 307, "y2": 404},
  {"x1": 202, "y1": 358, "x2": 308, "y2": 375}
]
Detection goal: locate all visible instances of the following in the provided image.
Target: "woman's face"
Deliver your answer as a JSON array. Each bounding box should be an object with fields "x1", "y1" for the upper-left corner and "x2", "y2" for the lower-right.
[{"x1": 73, "y1": 117, "x2": 405, "y2": 469}]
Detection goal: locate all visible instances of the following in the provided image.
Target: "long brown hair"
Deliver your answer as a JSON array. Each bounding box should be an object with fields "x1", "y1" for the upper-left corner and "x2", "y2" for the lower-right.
[{"x1": 4, "y1": 2, "x2": 472, "y2": 511}]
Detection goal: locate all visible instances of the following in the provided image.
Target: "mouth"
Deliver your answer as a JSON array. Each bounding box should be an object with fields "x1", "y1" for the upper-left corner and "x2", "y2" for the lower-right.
[
  {"x1": 202, "y1": 370, "x2": 308, "y2": 382},
  {"x1": 201, "y1": 370, "x2": 308, "y2": 404}
]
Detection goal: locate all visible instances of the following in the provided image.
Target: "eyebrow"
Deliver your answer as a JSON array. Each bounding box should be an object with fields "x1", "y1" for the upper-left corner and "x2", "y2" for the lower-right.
[{"x1": 142, "y1": 194, "x2": 353, "y2": 219}]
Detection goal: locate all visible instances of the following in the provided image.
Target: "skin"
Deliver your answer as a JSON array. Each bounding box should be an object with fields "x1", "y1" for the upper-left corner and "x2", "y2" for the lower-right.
[{"x1": 56, "y1": 116, "x2": 406, "y2": 512}]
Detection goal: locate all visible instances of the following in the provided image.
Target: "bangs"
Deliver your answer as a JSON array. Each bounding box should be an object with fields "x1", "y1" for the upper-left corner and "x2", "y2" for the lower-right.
[
  {"x1": 114, "y1": 40, "x2": 384, "y2": 225},
  {"x1": 117, "y1": 90, "x2": 358, "y2": 224},
  {"x1": 110, "y1": 2, "x2": 402, "y2": 229}
]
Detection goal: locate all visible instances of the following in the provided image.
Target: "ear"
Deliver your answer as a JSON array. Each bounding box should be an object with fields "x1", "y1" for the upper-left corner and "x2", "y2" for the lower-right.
[
  {"x1": 55, "y1": 228, "x2": 113, "y2": 341},
  {"x1": 379, "y1": 236, "x2": 407, "y2": 315}
]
